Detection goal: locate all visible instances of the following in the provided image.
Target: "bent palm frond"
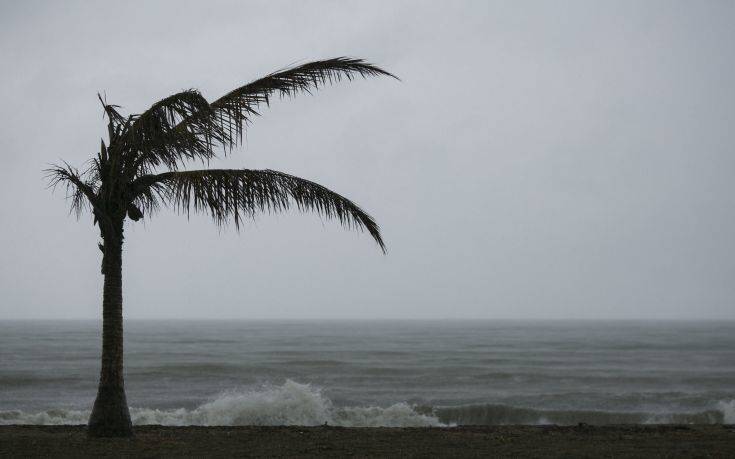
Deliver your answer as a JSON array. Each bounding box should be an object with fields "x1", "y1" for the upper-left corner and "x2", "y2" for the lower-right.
[
  {"x1": 120, "y1": 92, "x2": 217, "y2": 178},
  {"x1": 182, "y1": 57, "x2": 398, "y2": 148},
  {"x1": 124, "y1": 58, "x2": 396, "y2": 178},
  {"x1": 45, "y1": 163, "x2": 99, "y2": 217},
  {"x1": 133, "y1": 168, "x2": 385, "y2": 252},
  {"x1": 97, "y1": 94, "x2": 130, "y2": 145},
  {"x1": 123, "y1": 90, "x2": 226, "y2": 176}
]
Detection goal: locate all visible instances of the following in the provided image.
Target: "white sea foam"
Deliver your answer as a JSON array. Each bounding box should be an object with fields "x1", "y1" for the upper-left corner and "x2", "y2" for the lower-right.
[
  {"x1": 0, "y1": 408, "x2": 88, "y2": 425},
  {"x1": 1, "y1": 381, "x2": 733, "y2": 427},
  {"x1": 0, "y1": 380, "x2": 441, "y2": 427},
  {"x1": 717, "y1": 400, "x2": 735, "y2": 424}
]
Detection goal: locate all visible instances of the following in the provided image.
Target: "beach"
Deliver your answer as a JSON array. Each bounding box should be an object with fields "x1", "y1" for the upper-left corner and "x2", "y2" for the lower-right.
[{"x1": 2, "y1": 424, "x2": 734, "y2": 458}]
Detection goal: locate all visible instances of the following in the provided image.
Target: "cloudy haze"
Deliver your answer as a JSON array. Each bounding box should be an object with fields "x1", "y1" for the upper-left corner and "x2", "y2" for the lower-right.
[{"x1": 1, "y1": 0, "x2": 733, "y2": 320}]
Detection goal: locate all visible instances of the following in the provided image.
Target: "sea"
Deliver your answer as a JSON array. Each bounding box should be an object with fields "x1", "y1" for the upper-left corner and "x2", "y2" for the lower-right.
[{"x1": 1, "y1": 320, "x2": 734, "y2": 427}]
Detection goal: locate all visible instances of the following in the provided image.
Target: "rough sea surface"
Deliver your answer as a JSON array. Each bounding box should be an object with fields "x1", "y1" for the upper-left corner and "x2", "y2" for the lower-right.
[{"x1": 1, "y1": 320, "x2": 733, "y2": 426}]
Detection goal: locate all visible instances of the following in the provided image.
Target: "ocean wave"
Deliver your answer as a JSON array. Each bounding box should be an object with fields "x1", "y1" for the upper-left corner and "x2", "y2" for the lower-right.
[
  {"x1": 434, "y1": 403, "x2": 730, "y2": 425},
  {"x1": 0, "y1": 381, "x2": 440, "y2": 427},
  {"x1": 1, "y1": 381, "x2": 733, "y2": 427}
]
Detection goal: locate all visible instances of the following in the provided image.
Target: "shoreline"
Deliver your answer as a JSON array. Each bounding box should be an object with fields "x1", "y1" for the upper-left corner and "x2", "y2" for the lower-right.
[{"x1": 2, "y1": 425, "x2": 734, "y2": 458}]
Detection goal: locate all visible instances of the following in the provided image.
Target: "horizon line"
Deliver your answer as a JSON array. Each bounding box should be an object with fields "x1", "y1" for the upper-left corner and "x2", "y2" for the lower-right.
[{"x1": 2, "y1": 317, "x2": 734, "y2": 322}]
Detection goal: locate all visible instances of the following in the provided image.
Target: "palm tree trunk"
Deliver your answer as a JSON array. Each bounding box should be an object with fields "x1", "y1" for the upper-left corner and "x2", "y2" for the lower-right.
[{"x1": 88, "y1": 233, "x2": 133, "y2": 437}]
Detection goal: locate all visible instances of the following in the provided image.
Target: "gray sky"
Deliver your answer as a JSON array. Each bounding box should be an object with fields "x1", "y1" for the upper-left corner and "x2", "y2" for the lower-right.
[{"x1": 1, "y1": 0, "x2": 733, "y2": 320}]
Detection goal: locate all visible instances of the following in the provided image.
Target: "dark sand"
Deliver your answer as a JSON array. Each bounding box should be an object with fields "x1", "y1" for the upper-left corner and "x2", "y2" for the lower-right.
[{"x1": 1, "y1": 425, "x2": 734, "y2": 458}]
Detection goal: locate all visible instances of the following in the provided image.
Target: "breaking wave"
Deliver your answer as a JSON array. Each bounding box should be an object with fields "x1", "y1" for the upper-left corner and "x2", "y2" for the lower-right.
[
  {"x1": 0, "y1": 381, "x2": 440, "y2": 427},
  {"x1": 434, "y1": 400, "x2": 735, "y2": 425},
  {"x1": 1, "y1": 381, "x2": 733, "y2": 427}
]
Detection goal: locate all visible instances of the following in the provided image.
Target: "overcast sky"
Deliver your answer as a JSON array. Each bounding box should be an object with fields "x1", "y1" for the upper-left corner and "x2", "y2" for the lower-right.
[{"x1": 1, "y1": 0, "x2": 733, "y2": 320}]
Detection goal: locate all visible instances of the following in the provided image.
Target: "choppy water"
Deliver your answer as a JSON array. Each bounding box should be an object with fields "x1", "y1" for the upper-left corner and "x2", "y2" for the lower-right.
[{"x1": 1, "y1": 320, "x2": 734, "y2": 426}]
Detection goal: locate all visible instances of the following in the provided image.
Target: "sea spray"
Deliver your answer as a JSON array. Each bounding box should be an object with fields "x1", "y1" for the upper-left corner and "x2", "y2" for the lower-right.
[
  {"x1": 132, "y1": 380, "x2": 441, "y2": 427},
  {"x1": 717, "y1": 399, "x2": 735, "y2": 424}
]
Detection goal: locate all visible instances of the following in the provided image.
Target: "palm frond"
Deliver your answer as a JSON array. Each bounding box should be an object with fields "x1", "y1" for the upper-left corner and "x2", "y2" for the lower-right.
[
  {"x1": 45, "y1": 163, "x2": 99, "y2": 218},
  {"x1": 122, "y1": 90, "x2": 224, "y2": 177},
  {"x1": 133, "y1": 168, "x2": 385, "y2": 252},
  {"x1": 97, "y1": 93, "x2": 129, "y2": 143},
  {"x1": 117, "y1": 58, "x2": 396, "y2": 177},
  {"x1": 180, "y1": 57, "x2": 398, "y2": 149}
]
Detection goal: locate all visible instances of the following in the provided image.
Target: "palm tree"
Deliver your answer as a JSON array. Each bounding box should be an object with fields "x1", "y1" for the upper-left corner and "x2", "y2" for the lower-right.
[{"x1": 47, "y1": 57, "x2": 396, "y2": 437}]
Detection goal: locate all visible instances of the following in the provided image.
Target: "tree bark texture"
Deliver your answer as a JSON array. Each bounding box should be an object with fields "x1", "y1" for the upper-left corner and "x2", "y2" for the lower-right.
[{"x1": 87, "y1": 234, "x2": 133, "y2": 437}]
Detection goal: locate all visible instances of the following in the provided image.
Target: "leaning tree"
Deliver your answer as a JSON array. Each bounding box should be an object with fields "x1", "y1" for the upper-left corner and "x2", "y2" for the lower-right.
[{"x1": 47, "y1": 57, "x2": 396, "y2": 437}]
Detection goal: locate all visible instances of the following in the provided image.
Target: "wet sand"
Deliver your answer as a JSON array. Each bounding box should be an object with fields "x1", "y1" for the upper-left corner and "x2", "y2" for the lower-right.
[{"x1": 1, "y1": 425, "x2": 734, "y2": 458}]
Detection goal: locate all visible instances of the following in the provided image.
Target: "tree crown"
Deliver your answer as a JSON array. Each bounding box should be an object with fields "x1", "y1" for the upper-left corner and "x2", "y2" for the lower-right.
[{"x1": 47, "y1": 57, "x2": 396, "y2": 252}]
